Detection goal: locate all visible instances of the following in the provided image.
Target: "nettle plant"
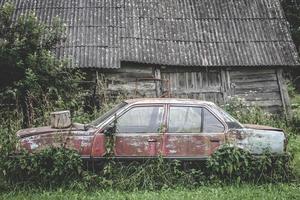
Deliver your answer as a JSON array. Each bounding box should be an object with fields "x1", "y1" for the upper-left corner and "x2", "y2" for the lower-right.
[
  {"x1": 222, "y1": 95, "x2": 296, "y2": 135},
  {"x1": 207, "y1": 144, "x2": 293, "y2": 183},
  {"x1": 2, "y1": 147, "x2": 83, "y2": 186}
]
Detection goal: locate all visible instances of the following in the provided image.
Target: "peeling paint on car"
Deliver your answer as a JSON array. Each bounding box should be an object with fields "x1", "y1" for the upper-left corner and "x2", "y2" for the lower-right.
[{"x1": 227, "y1": 128, "x2": 286, "y2": 154}]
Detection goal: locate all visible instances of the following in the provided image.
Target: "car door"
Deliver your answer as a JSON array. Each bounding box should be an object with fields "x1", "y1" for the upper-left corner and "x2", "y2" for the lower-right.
[
  {"x1": 113, "y1": 104, "x2": 165, "y2": 157},
  {"x1": 165, "y1": 105, "x2": 226, "y2": 159}
]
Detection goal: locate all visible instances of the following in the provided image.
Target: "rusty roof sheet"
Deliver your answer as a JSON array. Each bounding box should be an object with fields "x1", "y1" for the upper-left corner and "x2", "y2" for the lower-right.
[{"x1": 2, "y1": 0, "x2": 299, "y2": 68}]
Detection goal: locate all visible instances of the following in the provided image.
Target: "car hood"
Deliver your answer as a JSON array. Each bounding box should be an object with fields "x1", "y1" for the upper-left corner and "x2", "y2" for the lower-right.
[
  {"x1": 243, "y1": 124, "x2": 283, "y2": 131},
  {"x1": 16, "y1": 123, "x2": 88, "y2": 138},
  {"x1": 232, "y1": 124, "x2": 286, "y2": 154}
]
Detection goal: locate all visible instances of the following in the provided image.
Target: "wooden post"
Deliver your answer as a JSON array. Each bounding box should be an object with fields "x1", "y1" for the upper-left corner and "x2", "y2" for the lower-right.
[
  {"x1": 276, "y1": 69, "x2": 291, "y2": 119},
  {"x1": 221, "y1": 69, "x2": 231, "y2": 103},
  {"x1": 50, "y1": 110, "x2": 71, "y2": 129},
  {"x1": 154, "y1": 67, "x2": 162, "y2": 97}
]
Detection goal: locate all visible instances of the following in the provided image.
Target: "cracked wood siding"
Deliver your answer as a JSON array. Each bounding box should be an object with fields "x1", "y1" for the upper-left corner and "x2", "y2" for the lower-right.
[
  {"x1": 103, "y1": 63, "x2": 158, "y2": 98},
  {"x1": 229, "y1": 68, "x2": 284, "y2": 113},
  {"x1": 94, "y1": 64, "x2": 289, "y2": 113},
  {"x1": 161, "y1": 67, "x2": 224, "y2": 104}
]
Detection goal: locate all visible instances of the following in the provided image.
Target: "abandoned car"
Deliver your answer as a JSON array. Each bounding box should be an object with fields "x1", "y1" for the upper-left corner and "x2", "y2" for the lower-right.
[{"x1": 17, "y1": 98, "x2": 286, "y2": 160}]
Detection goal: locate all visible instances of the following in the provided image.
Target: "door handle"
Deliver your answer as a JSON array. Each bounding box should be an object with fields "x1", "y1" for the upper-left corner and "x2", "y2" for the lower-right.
[
  {"x1": 148, "y1": 139, "x2": 157, "y2": 142},
  {"x1": 210, "y1": 138, "x2": 220, "y2": 143}
]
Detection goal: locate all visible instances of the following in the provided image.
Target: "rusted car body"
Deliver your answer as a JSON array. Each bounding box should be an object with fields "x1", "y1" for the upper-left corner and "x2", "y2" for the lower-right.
[{"x1": 17, "y1": 98, "x2": 286, "y2": 160}]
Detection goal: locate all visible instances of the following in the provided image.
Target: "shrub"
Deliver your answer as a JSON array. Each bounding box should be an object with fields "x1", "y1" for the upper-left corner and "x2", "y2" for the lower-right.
[
  {"x1": 208, "y1": 144, "x2": 294, "y2": 183},
  {"x1": 0, "y1": 2, "x2": 84, "y2": 128},
  {"x1": 223, "y1": 96, "x2": 299, "y2": 136},
  {"x1": 2, "y1": 147, "x2": 83, "y2": 186}
]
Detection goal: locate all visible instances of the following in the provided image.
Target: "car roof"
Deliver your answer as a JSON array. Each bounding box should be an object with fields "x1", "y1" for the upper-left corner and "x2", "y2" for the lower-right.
[{"x1": 124, "y1": 98, "x2": 216, "y2": 106}]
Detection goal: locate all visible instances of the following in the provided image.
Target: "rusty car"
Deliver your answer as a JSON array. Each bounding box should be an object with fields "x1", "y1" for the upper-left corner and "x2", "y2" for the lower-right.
[{"x1": 16, "y1": 98, "x2": 287, "y2": 160}]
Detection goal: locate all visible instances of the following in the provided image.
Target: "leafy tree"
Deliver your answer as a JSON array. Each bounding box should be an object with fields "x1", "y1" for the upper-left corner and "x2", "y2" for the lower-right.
[
  {"x1": 0, "y1": 3, "x2": 83, "y2": 128},
  {"x1": 282, "y1": 0, "x2": 300, "y2": 53}
]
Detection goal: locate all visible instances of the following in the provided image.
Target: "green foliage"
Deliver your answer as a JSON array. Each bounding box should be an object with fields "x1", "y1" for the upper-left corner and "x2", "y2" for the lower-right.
[
  {"x1": 2, "y1": 145, "x2": 294, "y2": 190},
  {"x1": 282, "y1": 0, "x2": 300, "y2": 53},
  {"x1": 208, "y1": 144, "x2": 293, "y2": 183},
  {"x1": 2, "y1": 147, "x2": 82, "y2": 186},
  {"x1": 288, "y1": 136, "x2": 300, "y2": 178},
  {"x1": 0, "y1": 2, "x2": 84, "y2": 128},
  {"x1": 62, "y1": 159, "x2": 205, "y2": 191},
  {"x1": 96, "y1": 158, "x2": 205, "y2": 191},
  {"x1": 223, "y1": 96, "x2": 299, "y2": 136}
]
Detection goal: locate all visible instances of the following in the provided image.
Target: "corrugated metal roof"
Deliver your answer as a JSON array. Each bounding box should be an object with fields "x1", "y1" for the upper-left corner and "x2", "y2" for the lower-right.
[{"x1": 2, "y1": 0, "x2": 299, "y2": 68}]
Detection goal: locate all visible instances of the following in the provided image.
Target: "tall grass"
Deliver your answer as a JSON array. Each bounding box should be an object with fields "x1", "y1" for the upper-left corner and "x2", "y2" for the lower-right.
[{"x1": 223, "y1": 96, "x2": 299, "y2": 136}]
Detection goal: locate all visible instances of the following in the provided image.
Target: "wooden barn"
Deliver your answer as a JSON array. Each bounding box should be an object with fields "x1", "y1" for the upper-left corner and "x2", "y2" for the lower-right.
[{"x1": 4, "y1": 0, "x2": 300, "y2": 114}]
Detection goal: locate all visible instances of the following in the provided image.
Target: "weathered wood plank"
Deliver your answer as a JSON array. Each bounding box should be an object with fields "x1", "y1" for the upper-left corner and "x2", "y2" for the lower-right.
[
  {"x1": 234, "y1": 81, "x2": 279, "y2": 89},
  {"x1": 229, "y1": 69, "x2": 276, "y2": 76},
  {"x1": 276, "y1": 69, "x2": 291, "y2": 119},
  {"x1": 108, "y1": 82, "x2": 156, "y2": 91},
  {"x1": 170, "y1": 87, "x2": 222, "y2": 94},
  {"x1": 231, "y1": 72, "x2": 277, "y2": 79},
  {"x1": 154, "y1": 67, "x2": 163, "y2": 97},
  {"x1": 161, "y1": 67, "x2": 220, "y2": 73},
  {"x1": 249, "y1": 100, "x2": 283, "y2": 107},
  {"x1": 231, "y1": 75, "x2": 278, "y2": 84},
  {"x1": 234, "y1": 86, "x2": 280, "y2": 94},
  {"x1": 220, "y1": 69, "x2": 231, "y2": 102},
  {"x1": 238, "y1": 92, "x2": 281, "y2": 101}
]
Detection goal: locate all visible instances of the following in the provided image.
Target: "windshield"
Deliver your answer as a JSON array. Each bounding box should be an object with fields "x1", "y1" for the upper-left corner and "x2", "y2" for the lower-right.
[
  {"x1": 211, "y1": 105, "x2": 243, "y2": 129},
  {"x1": 89, "y1": 102, "x2": 127, "y2": 127}
]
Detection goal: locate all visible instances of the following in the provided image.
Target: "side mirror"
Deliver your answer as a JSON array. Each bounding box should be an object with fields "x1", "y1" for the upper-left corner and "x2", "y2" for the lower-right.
[{"x1": 103, "y1": 124, "x2": 116, "y2": 137}]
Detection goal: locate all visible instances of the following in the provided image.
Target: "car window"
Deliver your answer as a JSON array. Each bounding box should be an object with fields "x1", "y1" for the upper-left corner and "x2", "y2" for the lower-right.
[
  {"x1": 116, "y1": 106, "x2": 164, "y2": 133},
  {"x1": 210, "y1": 105, "x2": 243, "y2": 129},
  {"x1": 89, "y1": 102, "x2": 127, "y2": 126},
  {"x1": 203, "y1": 108, "x2": 225, "y2": 133},
  {"x1": 169, "y1": 106, "x2": 202, "y2": 133}
]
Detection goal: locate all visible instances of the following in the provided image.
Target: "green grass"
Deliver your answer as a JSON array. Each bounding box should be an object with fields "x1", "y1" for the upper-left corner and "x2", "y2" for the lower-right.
[
  {"x1": 291, "y1": 92, "x2": 300, "y2": 107},
  {"x1": 289, "y1": 90, "x2": 300, "y2": 177},
  {"x1": 0, "y1": 184, "x2": 299, "y2": 200},
  {"x1": 289, "y1": 135, "x2": 300, "y2": 177}
]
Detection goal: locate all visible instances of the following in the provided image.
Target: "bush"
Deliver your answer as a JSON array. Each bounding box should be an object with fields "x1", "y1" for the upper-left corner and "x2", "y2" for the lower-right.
[
  {"x1": 2, "y1": 147, "x2": 83, "y2": 186},
  {"x1": 207, "y1": 144, "x2": 294, "y2": 183},
  {"x1": 0, "y1": 145, "x2": 295, "y2": 190},
  {"x1": 223, "y1": 96, "x2": 299, "y2": 136}
]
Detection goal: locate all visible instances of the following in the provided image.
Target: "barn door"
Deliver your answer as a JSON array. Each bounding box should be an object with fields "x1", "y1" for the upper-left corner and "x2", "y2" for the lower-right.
[{"x1": 160, "y1": 69, "x2": 229, "y2": 104}]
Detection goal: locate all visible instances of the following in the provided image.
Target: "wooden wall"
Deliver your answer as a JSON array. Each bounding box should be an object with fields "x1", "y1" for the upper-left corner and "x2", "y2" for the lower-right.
[
  {"x1": 229, "y1": 68, "x2": 284, "y2": 113},
  {"x1": 91, "y1": 63, "x2": 289, "y2": 114},
  {"x1": 160, "y1": 68, "x2": 225, "y2": 104},
  {"x1": 101, "y1": 63, "x2": 158, "y2": 98}
]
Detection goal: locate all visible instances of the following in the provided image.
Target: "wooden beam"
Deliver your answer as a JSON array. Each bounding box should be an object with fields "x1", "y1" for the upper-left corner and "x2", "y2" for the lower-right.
[
  {"x1": 276, "y1": 69, "x2": 291, "y2": 119},
  {"x1": 221, "y1": 69, "x2": 231, "y2": 102},
  {"x1": 154, "y1": 67, "x2": 162, "y2": 97}
]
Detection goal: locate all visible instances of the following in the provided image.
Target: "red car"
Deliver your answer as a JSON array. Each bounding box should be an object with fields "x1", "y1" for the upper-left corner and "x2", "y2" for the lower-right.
[{"x1": 17, "y1": 98, "x2": 286, "y2": 160}]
